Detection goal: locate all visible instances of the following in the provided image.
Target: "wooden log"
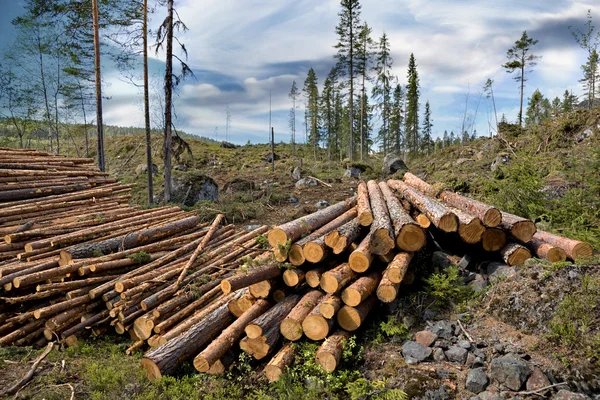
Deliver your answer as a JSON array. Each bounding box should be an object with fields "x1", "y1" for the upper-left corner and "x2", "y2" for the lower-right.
[
  {"x1": 319, "y1": 294, "x2": 343, "y2": 319},
  {"x1": 280, "y1": 290, "x2": 323, "y2": 341},
  {"x1": 0, "y1": 183, "x2": 92, "y2": 202},
  {"x1": 388, "y1": 179, "x2": 458, "y2": 232},
  {"x1": 357, "y1": 181, "x2": 373, "y2": 226},
  {"x1": 282, "y1": 268, "x2": 305, "y2": 286},
  {"x1": 320, "y1": 263, "x2": 356, "y2": 294},
  {"x1": 341, "y1": 271, "x2": 381, "y2": 307},
  {"x1": 220, "y1": 261, "x2": 280, "y2": 294},
  {"x1": 301, "y1": 296, "x2": 335, "y2": 341},
  {"x1": 348, "y1": 231, "x2": 375, "y2": 273},
  {"x1": 207, "y1": 349, "x2": 239, "y2": 375},
  {"x1": 378, "y1": 181, "x2": 426, "y2": 252},
  {"x1": 500, "y1": 242, "x2": 532, "y2": 266},
  {"x1": 267, "y1": 197, "x2": 356, "y2": 247},
  {"x1": 384, "y1": 252, "x2": 412, "y2": 283},
  {"x1": 306, "y1": 266, "x2": 329, "y2": 288},
  {"x1": 402, "y1": 172, "x2": 438, "y2": 196},
  {"x1": 366, "y1": 180, "x2": 395, "y2": 255},
  {"x1": 0, "y1": 319, "x2": 44, "y2": 346},
  {"x1": 455, "y1": 209, "x2": 486, "y2": 244},
  {"x1": 227, "y1": 290, "x2": 256, "y2": 318},
  {"x1": 377, "y1": 272, "x2": 401, "y2": 303},
  {"x1": 141, "y1": 303, "x2": 235, "y2": 380},
  {"x1": 248, "y1": 278, "x2": 277, "y2": 299},
  {"x1": 500, "y1": 211, "x2": 537, "y2": 243},
  {"x1": 245, "y1": 294, "x2": 300, "y2": 339},
  {"x1": 264, "y1": 343, "x2": 295, "y2": 382},
  {"x1": 482, "y1": 227, "x2": 508, "y2": 252},
  {"x1": 154, "y1": 286, "x2": 221, "y2": 334},
  {"x1": 193, "y1": 299, "x2": 271, "y2": 372},
  {"x1": 532, "y1": 230, "x2": 593, "y2": 261},
  {"x1": 527, "y1": 237, "x2": 567, "y2": 263},
  {"x1": 330, "y1": 218, "x2": 363, "y2": 255},
  {"x1": 337, "y1": 295, "x2": 377, "y2": 331},
  {"x1": 33, "y1": 295, "x2": 91, "y2": 320},
  {"x1": 415, "y1": 213, "x2": 431, "y2": 229},
  {"x1": 316, "y1": 329, "x2": 351, "y2": 372},
  {"x1": 36, "y1": 276, "x2": 116, "y2": 292}
]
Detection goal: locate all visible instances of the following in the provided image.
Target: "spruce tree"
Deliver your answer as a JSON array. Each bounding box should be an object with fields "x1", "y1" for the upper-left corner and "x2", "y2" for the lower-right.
[
  {"x1": 443, "y1": 130, "x2": 449, "y2": 148},
  {"x1": 334, "y1": 0, "x2": 362, "y2": 161},
  {"x1": 289, "y1": 80, "x2": 299, "y2": 155},
  {"x1": 421, "y1": 101, "x2": 433, "y2": 154},
  {"x1": 320, "y1": 67, "x2": 338, "y2": 161},
  {"x1": 525, "y1": 89, "x2": 550, "y2": 126},
  {"x1": 389, "y1": 84, "x2": 404, "y2": 153},
  {"x1": 356, "y1": 23, "x2": 375, "y2": 160},
  {"x1": 569, "y1": 10, "x2": 600, "y2": 109},
  {"x1": 405, "y1": 53, "x2": 420, "y2": 158},
  {"x1": 372, "y1": 32, "x2": 394, "y2": 155},
  {"x1": 562, "y1": 89, "x2": 577, "y2": 113},
  {"x1": 303, "y1": 68, "x2": 320, "y2": 159}
]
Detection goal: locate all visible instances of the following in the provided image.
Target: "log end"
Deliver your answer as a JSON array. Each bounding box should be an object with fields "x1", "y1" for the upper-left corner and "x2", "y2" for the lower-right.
[
  {"x1": 332, "y1": 237, "x2": 348, "y2": 255},
  {"x1": 245, "y1": 324, "x2": 263, "y2": 340},
  {"x1": 573, "y1": 242, "x2": 594, "y2": 260},
  {"x1": 324, "y1": 232, "x2": 340, "y2": 249},
  {"x1": 458, "y1": 219, "x2": 486, "y2": 244},
  {"x1": 320, "y1": 273, "x2": 339, "y2": 294},
  {"x1": 341, "y1": 288, "x2": 361, "y2": 307},
  {"x1": 348, "y1": 251, "x2": 371, "y2": 273},
  {"x1": 304, "y1": 242, "x2": 325, "y2": 264},
  {"x1": 482, "y1": 228, "x2": 507, "y2": 252},
  {"x1": 141, "y1": 357, "x2": 162, "y2": 381},
  {"x1": 397, "y1": 224, "x2": 426, "y2": 252},
  {"x1": 512, "y1": 221, "x2": 537, "y2": 243},
  {"x1": 376, "y1": 284, "x2": 399, "y2": 303},
  {"x1": 264, "y1": 365, "x2": 284, "y2": 382},
  {"x1": 319, "y1": 303, "x2": 337, "y2": 319},
  {"x1": 358, "y1": 212, "x2": 373, "y2": 227},
  {"x1": 546, "y1": 246, "x2": 567, "y2": 263},
  {"x1": 302, "y1": 314, "x2": 329, "y2": 341},
  {"x1": 439, "y1": 213, "x2": 458, "y2": 233},
  {"x1": 286, "y1": 244, "x2": 304, "y2": 265},
  {"x1": 484, "y1": 208, "x2": 502, "y2": 227},
  {"x1": 508, "y1": 247, "x2": 532, "y2": 266},
  {"x1": 267, "y1": 229, "x2": 288, "y2": 248},
  {"x1": 220, "y1": 280, "x2": 232, "y2": 294},
  {"x1": 337, "y1": 306, "x2": 361, "y2": 332},
  {"x1": 372, "y1": 229, "x2": 395, "y2": 255},
  {"x1": 193, "y1": 355, "x2": 211, "y2": 373},
  {"x1": 316, "y1": 351, "x2": 337, "y2": 372},
  {"x1": 282, "y1": 269, "x2": 302, "y2": 287},
  {"x1": 416, "y1": 214, "x2": 431, "y2": 229},
  {"x1": 280, "y1": 318, "x2": 303, "y2": 341},
  {"x1": 305, "y1": 270, "x2": 322, "y2": 288}
]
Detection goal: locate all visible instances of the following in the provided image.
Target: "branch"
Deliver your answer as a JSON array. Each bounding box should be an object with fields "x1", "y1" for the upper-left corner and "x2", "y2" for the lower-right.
[{"x1": 2, "y1": 342, "x2": 54, "y2": 396}]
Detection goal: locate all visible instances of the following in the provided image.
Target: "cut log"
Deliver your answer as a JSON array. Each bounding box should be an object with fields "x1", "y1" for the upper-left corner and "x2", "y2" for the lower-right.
[
  {"x1": 193, "y1": 299, "x2": 271, "y2": 372},
  {"x1": 388, "y1": 180, "x2": 458, "y2": 232},
  {"x1": 315, "y1": 329, "x2": 351, "y2": 372},
  {"x1": 378, "y1": 181, "x2": 426, "y2": 252},
  {"x1": 319, "y1": 294, "x2": 342, "y2": 319},
  {"x1": 220, "y1": 261, "x2": 280, "y2": 294},
  {"x1": 384, "y1": 252, "x2": 412, "y2": 284},
  {"x1": 500, "y1": 242, "x2": 532, "y2": 266},
  {"x1": 245, "y1": 294, "x2": 300, "y2": 339},
  {"x1": 357, "y1": 181, "x2": 373, "y2": 226},
  {"x1": 500, "y1": 211, "x2": 537, "y2": 243},
  {"x1": 239, "y1": 323, "x2": 281, "y2": 360},
  {"x1": 267, "y1": 197, "x2": 356, "y2": 247},
  {"x1": 455, "y1": 209, "x2": 486, "y2": 244},
  {"x1": 264, "y1": 343, "x2": 295, "y2": 382},
  {"x1": 141, "y1": 303, "x2": 234, "y2": 380},
  {"x1": 320, "y1": 263, "x2": 356, "y2": 294},
  {"x1": 402, "y1": 172, "x2": 438, "y2": 197},
  {"x1": 439, "y1": 191, "x2": 502, "y2": 228},
  {"x1": 348, "y1": 231, "x2": 375, "y2": 273},
  {"x1": 341, "y1": 271, "x2": 381, "y2": 307},
  {"x1": 532, "y1": 230, "x2": 593, "y2": 261},
  {"x1": 154, "y1": 286, "x2": 222, "y2": 334},
  {"x1": 280, "y1": 290, "x2": 323, "y2": 341},
  {"x1": 227, "y1": 290, "x2": 256, "y2": 318},
  {"x1": 207, "y1": 349, "x2": 239, "y2": 375},
  {"x1": 527, "y1": 237, "x2": 567, "y2": 263},
  {"x1": 482, "y1": 228, "x2": 508, "y2": 252},
  {"x1": 415, "y1": 213, "x2": 431, "y2": 229},
  {"x1": 337, "y1": 295, "x2": 377, "y2": 331},
  {"x1": 248, "y1": 278, "x2": 278, "y2": 299},
  {"x1": 331, "y1": 219, "x2": 363, "y2": 255},
  {"x1": 301, "y1": 297, "x2": 335, "y2": 340},
  {"x1": 282, "y1": 268, "x2": 305, "y2": 286},
  {"x1": 376, "y1": 272, "x2": 401, "y2": 303},
  {"x1": 305, "y1": 266, "x2": 329, "y2": 288},
  {"x1": 366, "y1": 180, "x2": 395, "y2": 255}
]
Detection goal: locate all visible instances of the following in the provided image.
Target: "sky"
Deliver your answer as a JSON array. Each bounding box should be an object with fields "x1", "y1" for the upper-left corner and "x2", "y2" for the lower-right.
[{"x1": 0, "y1": 0, "x2": 598, "y2": 145}]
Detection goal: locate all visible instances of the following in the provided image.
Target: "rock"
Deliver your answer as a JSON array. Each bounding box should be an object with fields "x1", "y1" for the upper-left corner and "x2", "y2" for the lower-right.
[
  {"x1": 263, "y1": 152, "x2": 279, "y2": 163},
  {"x1": 466, "y1": 368, "x2": 489, "y2": 394},
  {"x1": 457, "y1": 312, "x2": 472, "y2": 322},
  {"x1": 489, "y1": 354, "x2": 532, "y2": 391},
  {"x1": 486, "y1": 262, "x2": 516, "y2": 283},
  {"x1": 292, "y1": 166, "x2": 302, "y2": 180},
  {"x1": 415, "y1": 331, "x2": 438, "y2": 347},
  {"x1": 574, "y1": 128, "x2": 593, "y2": 143},
  {"x1": 434, "y1": 340, "x2": 451, "y2": 349},
  {"x1": 490, "y1": 153, "x2": 510, "y2": 171},
  {"x1": 295, "y1": 177, "x2": 318, "y2": 190},
  {"x1": 493, "y1": 343, "x2": 505, "y2": 354},
  {"x1": 173, "y1": 163, "x2": 188, "y2": 171},
  {"x1": 526, "y1": 368, "x2": 551, "y2": 392},
  {"x1": 458, "y1": 254, "x2": 475, "y2": 270},
  {"x1": 315, "y1": 200, "x2": 329, "y2": 208},
  {"x1": 382, "y1": 153, "x2": 408, "y2": 176},
  {"x1": 456, "y1": 158, "x2": 475, "y2": 166},
  {"x1": 468, "y1": 274, "x2": 489, "y2": 293},
  {"x1": 466, "y1": 353, "x2": 484, "y2": 368},
  {"x1": 473, "y1": 348, "x2": 487, "y2": 361},
  {"x1": 220, "y1": 141, "x2": 237, "y2": 149},
  {"x1": 458, "y1": 340, "x2": 472, "y2": 350},
  {"x1": 343, "y1": 167, "x2": 362, "y2": 178},
  {"x1": 244, "y1": 225, "x2": 262, "y2": 232},
  {"x1": 433, "y1": 348, "x2": 446, "y2": 362},
  {"x1": 223, "y1": 178, "x2": 255, "y2": 194},
  {"x1": 135, "y1": 163, "x2": 158, "y2": 176},
  {"x1": 431, "y1": 321, "x2": 455, "y2": 339},
  {"x1": 288, "y1": 196, "x2": 298, "y2": 204},
  {"x1": 477, "y1": 391, "x2": 502, "y2": 400},
  {"x1": 554, "y1": 390, "x2": 591, "y2": 400},
  {"x1": 423, "y1": 309, "x2": 439, "y2": 321},
  {"x1": 444, "y1": 346, "x2": 468, "y2": 364},
  {"x1": 170, "y1": 173, "x2": 218, "y2": 206},
  {"x1": 401, "y1": 341, "x2": 432, "y2": 364},
  {"x1": 503, "y1": 344, "x2": 521, "y2": 355}
]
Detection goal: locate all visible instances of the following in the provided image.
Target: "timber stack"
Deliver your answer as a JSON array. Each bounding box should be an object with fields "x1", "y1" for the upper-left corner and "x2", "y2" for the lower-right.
[{"x1": 0, "y1": 147, "x2": 594, "y2": 384}]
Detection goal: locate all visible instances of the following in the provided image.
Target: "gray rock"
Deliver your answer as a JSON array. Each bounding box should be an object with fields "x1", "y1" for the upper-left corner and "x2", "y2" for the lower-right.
[
  {"x1": 459, "y1": 254, "x2": 475, "y2": 269},
  {"x1": 135, "y1": 163, "x2": 158, "y2": 176},
  {"x1": 170, "y1": 173, "x2": 218, "y2": 206},
  {"x1": 466, "y1": 353, "x2": 484, "y2": 368},
  {"x1": 401, "y1": 341, "x2": 432, "y2": 363},
  {"x1": 415, "y1": 330, "x2": 438, "y2": 347},
  {"x1": 295, "y1": 177, "x2": 318, "y2": 189},
  {"x1": 343, "y1": 167, "x2": 362, "y2": 178},
  {"x1": 489, "y1": 354, "x2": 532, "y2": 391},
  {"x1": 434, "y1": 340, "x2": 451, "y2": 349},
  {"x1": 315, "y1": 200, "x2": 329, "y2": 208},
  {"x1": 263, "y1": 152, "x2": 279, "y2": 163},
  {"x1": 503, "y1": 344, "x2": 521, "y2": 355},
  {"x1": 574, "y1": 128, "x2": 593, "y2": 143},
  {"x1": 244, "y1": 225, "x2": 262, "y2": 231},
  {"x1": 525, "y1": 368, "x2": 550, "y2": 392},
  {"x1": 431, "y1": 320, "x2": 455, "y2": 339},
  {"x1": 433, "y1": 347, "x2": 446, "y2": 361},
  {"x1": 468, "y1": 274, "x2": 489, "y2": 293},
  {"x1": 431, "y1": 252, "x2": 454, "y2": 270},
  {"x1": 288, "y1": 195, "x2": 298, "y2": 204},
  {"x1": 445, "y1": 346, "x2": 468, "y2": 364},
  {"x1": 382, "y1": 153, "x2": 408, "y2": 176},
  {"x1": 487, "y1": 262, "x2": 516, "y2": 283},
  {"x1": 490, "y1": 153, "x2": 510, "y2": 171},
  {"x1": 458, "y1": 340, "x2": 472, "y2": 350},
  {"x1": 291, "y1": 166, "x2": 302, "y2": 180},
  {"x1": 173, "y1": 163, "x2": 188, "y2": 171},
  {"x1": 466, "y1": 367, "x2": 489, "y2": 394},
  {"x1": 493, "y1": 342, "x2": 505, "y2": 354},
  {"x1": 473, "y1": 348, "x2": 487, "y2": 361},
  {"x1": 477, "y1": 392, "x2": 502, "y2": 400},
  {"x1": 554, "y1": 390, "x2": 591, "y2": 400}
]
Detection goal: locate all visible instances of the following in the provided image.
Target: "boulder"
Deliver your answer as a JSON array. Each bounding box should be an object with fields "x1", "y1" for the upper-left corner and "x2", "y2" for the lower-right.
[
  {"x1": 415, "y1": 330, "x2": 438, "y2": 347},
  {"x1": 264, "y1": 153, "x2": 279, "y2": 163},
  {"x1": 343, "y1": 167, "x2": 363, "y2": 178},
  {"x1": 173, "y1": 164, "x2": 188, "y2": 171},
  {"x1": 431, "y1": 320, "x2": 455, "y2": 340},
  {"x1": 466, "y1": 367, "x2": 489, "y2": 394},
  {"x1": 135, "y1": 163, "x2": 158, "y2": 176},
  {"x1": 220, "y1": 141, "x2": 237, "y2": 149},
  {"x1": 489, "y1": 354, "x2": 532, "y2": 391},
  {"x1": 315, "y1": 200, "x2": 329, "y2": 208},
  {"x1": 444, "y1": 346, "x2": 468, "y2": 364},
  {"x1": 554, "y1": 390, "x2": 591, "y2": 400},
  {"x1": 295, "y1": 177, "x2": 318, "y2": 190},
  {"x1": 223, "y1": 178, "x2": 256, "y2": 194},
  {"x1": 486, "y1": 262, "x2": 516, "y2": 283},
  {"x1": 401, "y1": 341, "x2": 432, "y2": 364},
  {"x1": 170, "y1": 172, "x2": 218, "y2": 206},
  {"x1": 292, "y1": 166, "x2": 302, "y2": 180},
  {"x1": 525, "y1": 368, "x2": 551, "y2": 392},
  {"x1": 490, "y1": 153, "x2": 510, "y2": 172},
  {"x1": 382, "y1": 153, "x2": 408, "y2": 176}
]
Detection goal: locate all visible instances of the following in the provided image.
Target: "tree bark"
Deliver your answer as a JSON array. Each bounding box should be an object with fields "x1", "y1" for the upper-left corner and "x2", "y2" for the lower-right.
[
  {"x1": 316, "y1": 329, "x2": 350, "y2": 372},
  {"x1": 527, "y1": 237, "x2": 566, "y2": 263},
  {"x1": 280, "y1": 290, "x2": 323, "y2": 341},
  {"x1": 366, "y1": 180, "x2": 395, "y2": 255},
  {"x1": 357, "y1": 180, "x2": 373, "y2": 226},
  {"x1": 500, "y1": 242, "x2": 531, "y2": 266},
  {"x1": 320, "y1": 262, "x2": 356, "y2": 294},
  {"x1": 341, "y1": 270, "x2": 381, "y2": 307},
  {"x1": 220, "y1": 261, "x2": 281, "y2": 294},
  {"x1": 348, "y1": 231, "x2": 375, "y2": 273},
  {"x1": 163, "y1": 0, "x2": 174, "y2": 201},
  {"x1": 245, "y1": 294, "x2": 300, "y2": 339},
  {"x1": 499, "y1": 211, "x2": 536, "y2": 243},
  {"x1": 439, "y1": 190, "x2": 501, "y2": 227},
  {"x1": 329, "y1": 218, "x2": 363, "y2": 255},
  {"x1": 264, "y1": 343, "x2": 295, "y2": 382},
  {"x1": 337, "y1": 294, "x2": 377, "y2": 331},
  {"x1": 533, "y1": 230, "x2": 593, "y2": 261}
]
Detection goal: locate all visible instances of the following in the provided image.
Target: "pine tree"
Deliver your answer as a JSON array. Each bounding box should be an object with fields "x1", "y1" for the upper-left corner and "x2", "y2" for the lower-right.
[
  {"x1": 303, "y1": 68, "x2": 320, "y2": 159},
  {"x1": 405, "y1": 53, "x2": 420, "y2": 158},
  {"x1": 371, "y1": 32, "x2": 394, "y2": 155},
  {"x1": 442, "y1": 130, "x2": 449, "y2": 148},
  {"x1": 562, "y1": 90, "x2": 577, "y2": 113},
  {"x1": 569, "y1": 9, "x2": 600, "y2": 109},
  {"x1": 525, "y1": 89, "x2": 550, "y2": 126},
  {"x1": 320, "y1": 67, "x2": 338, "y2": 162},
  {"x1": 580, "y1": 49, "x2": 600, "y2": 108},
  {"x1": 502, "y1": 31, "x2": 540, "y2": 133},
  {"x1": 421, "y1": 101, "x2": 433, "y2": 154},
  {"x1": 289, "y1": 80, "x2": 299, "y2": 155},
  {"x1": 389, "y1": 84, "x2": 404, "y2": 153},
  {"x1": 550, "y1": 96, "x2": 562, "y2": 118},
  {"x1": 334, "y1": 0, "x2": 362, "y2": 161},
  {"x1": 356, "y1": 23, "x2": 375, "y2": 160}
]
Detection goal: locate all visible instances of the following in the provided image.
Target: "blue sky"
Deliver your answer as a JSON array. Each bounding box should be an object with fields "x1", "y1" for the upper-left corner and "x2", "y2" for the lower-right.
[{"x1": 0, "y1": 0, "x2": 597, "y2": 145}]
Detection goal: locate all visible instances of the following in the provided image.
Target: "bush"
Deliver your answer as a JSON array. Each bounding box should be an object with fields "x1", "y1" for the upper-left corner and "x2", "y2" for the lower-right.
[{"x1": 425, "y1": 266, "x2": 473, "y2": 305}]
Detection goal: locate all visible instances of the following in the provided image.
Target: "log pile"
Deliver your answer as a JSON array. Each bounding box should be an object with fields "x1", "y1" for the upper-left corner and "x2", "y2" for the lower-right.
[{"x1": 0, "y1": 148, "x2": 594, "y2": 384}]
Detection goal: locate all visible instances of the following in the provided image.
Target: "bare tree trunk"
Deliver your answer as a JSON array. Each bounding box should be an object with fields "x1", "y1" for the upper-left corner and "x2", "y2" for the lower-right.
[
  {"x1": 162, "y1": 0, "x2": 174, "y2": 202},
  {"x1": 143, "y1": 0, "x2": 153, "y2": 204},
  {"x1": 92, "y1": 0, "x2": 105, "y2": 172},
  {"x1": 519, "y1": 60, "x2": 524, "y2": 134},
  {"x1": 271, "y1": 127, "x2": 275, "y2": 173}
]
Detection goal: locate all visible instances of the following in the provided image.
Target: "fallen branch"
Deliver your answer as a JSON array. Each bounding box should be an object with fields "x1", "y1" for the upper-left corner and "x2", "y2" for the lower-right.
[
  {"x1": 456, "y1": 318, "x2": 474, "y2": 343},
  {"x1": 307, "y1": 176, "x2": 332, "y2": 188},
  {"x1": 2, "y1": 341, "x2": 54, "y2": 396},
  {"x1": 513, "y1": 382, "x2": 568, "y2": 397}
]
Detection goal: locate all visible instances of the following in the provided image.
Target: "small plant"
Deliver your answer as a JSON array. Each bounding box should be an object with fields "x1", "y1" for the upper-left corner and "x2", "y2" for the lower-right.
[
  {"x1": 345, "y1": 378, "x2": 408, "y2": 400},
  {"x1": 543, "y1": 261, "x2": 572, "y2": 271},
  {"x1": 277, "y1": 239, "x2": 292, "y2": 259},
  {"x1": 126, "y1": 251, "x2": 152, "y2": 265},
  {"x1": 373, "y1": 316, "x2": 410, "y2": 344},
  {"x1": 92, "y1": 249, "x2": 105, "y2": 258},
  {"x1": 425, "y1": 265, "x2": 473, "y2": 305},
  {"x1": 278, "y1": 262, "x2": 295, "y2": 270},
  {"x1": 255, "y1": 234, "x2": 269, "y2": 249}
]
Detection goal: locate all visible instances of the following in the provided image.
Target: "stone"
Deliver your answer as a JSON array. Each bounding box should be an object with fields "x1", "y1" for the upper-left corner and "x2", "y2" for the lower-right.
[
  {"x1": 295, "y1": 177, "x2": 318, "y2": 189},
  {"x1": 173, "y1": 163, "x2": 188, "y2": 171},
  {"x1": 292, "y1": 166, "x2": 302, "y2": 180},
  {"x1": 431, "y1": 320, "x2": 455, "y2": 339},
  {"x1": 490, "y1": 153, "x2": 510, "y2": 171},
  {"x1": 433, "y1": 348, "x2": 446, "y2": 362},
  {"x1": 343, "y1": 167, "x2": 362, "y2": 178},
  {"x1": 223, "y1": 178, "x2": 255, "y2": 194},
  {"x1": 135, "y1": 163, "x2": 158, "y2": 176},
  {"x1": 465, "y1": 353, "x2": 484, "y2": 368},
  {"x1": 244, "y1": 224, "x2": 262, "y2": 231},
  {"x1": 382, "y1": 153, "x2": 408, "y2": 176},
  {"x1": 263, "y1": 152, "x2": 279, "y2": 163},
  {"x1": 458, "y1": 254, "x2": 475, "y2": 269},
  {"x1": 493, "y1": 343, "x2": 505, "y2": 354},
  {"x1": 554, "y1": 390, "x2": 591, "y2": 400},
  {"x1": 315, "y1": 200, "x2": 329, "y2": 208},
  {"x1": 415, "y1": 331, "x2": 438, "y2": 347},
  {"x1": 170, "y1": 173, "x2": 218, "y2": 206},
  {"x1": 525, "y1": 368, "x2": 550, "y2": 392},
  {"x1": 401, "y1": 341, "x2": 432, "y2": 363},
  {"x1": 431, "y1": 251, "x2": 454, "y2": 270},
  {"x1": 288, "y1": 195, "x2": 298, "y2": 204},
  {"x1": 477, "y1": 392, "x2": 502, "y2": 400},
  {"x1": 468, "y1": 274, "x2": 489, "y2": 293},
  {"x1": 422, "y1": 309, "x2": 439, "y2": 321},
  {"x1": 574, "y1": 128, "x2": 593, "y2": 143},
  {"x1": 466, "y1": 367, "x2": 489, "y2": 394},
  {"x1": 489, "y1": 354, "x2": 532, "y2": 391},
  {"x1": 503, "y1": 344, "x2": 521, "y2": 355},
  {"x1": 434, "y1": 340, "x2": 452, "y2": 349},
  {"x1": 457, "y1": 312, "x2": 472, "y2": 322},
  {"x1": 458, "y1": 340, "x2": 472, "y2": 350},
  {"x1": 445, "y1": 346, "x2": 468, "y2": 364},
  {"x1": 473, "y1": 348, "x2": 487, "y2": 361},
  {"x1": 487, "y1": 262, "x2": 516, "y2": 283}
]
